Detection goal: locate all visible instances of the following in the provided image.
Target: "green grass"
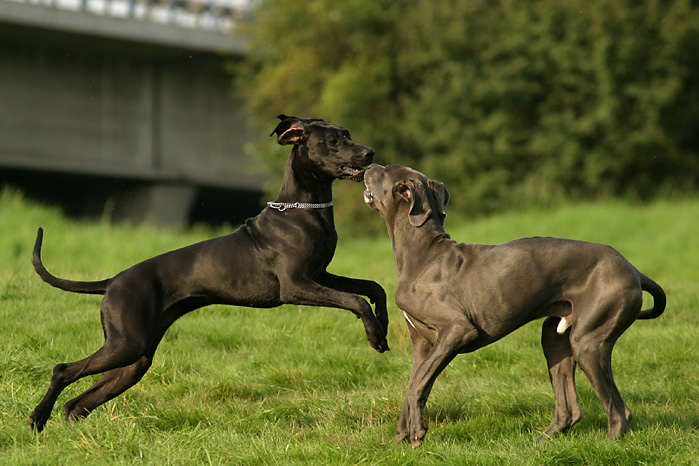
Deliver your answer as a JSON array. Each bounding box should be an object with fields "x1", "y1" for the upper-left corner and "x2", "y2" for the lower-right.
[{"x1": 1, "y1": 187, "x2": 697, "y2": 465}]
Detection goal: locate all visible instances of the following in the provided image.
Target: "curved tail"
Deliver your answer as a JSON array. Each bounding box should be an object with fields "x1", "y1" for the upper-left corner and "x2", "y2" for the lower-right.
[
  {"x1": 637, "y1": 274, "x2": 666, "y2": 320},
  {"x1": 33, "y1": 227, "x2": 109, "y2": 295}
]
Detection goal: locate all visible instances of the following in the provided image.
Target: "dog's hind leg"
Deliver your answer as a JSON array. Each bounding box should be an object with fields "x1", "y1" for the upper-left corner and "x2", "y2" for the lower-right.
[
  {"x1": 62, "y1": 302, "x2": 198, "y2": 423},
  {"x1": 569, "y1": 295, "x2": 637, "y2": 440},
  {"x1": 63, "y1": 356, "x2": 154, "y2": 423},
  {"x1": 29, "y1": 334, "x2": 149, "y2": 432},
  {"x1": 572, "y1": 337, "x2": 631, "y2": 439},
  {"x1": 539, "y1": 317, "x2": 582, "y2": 440},
  {"x1": 29, "y1": 297, "x2": 158, "y2": 432}
]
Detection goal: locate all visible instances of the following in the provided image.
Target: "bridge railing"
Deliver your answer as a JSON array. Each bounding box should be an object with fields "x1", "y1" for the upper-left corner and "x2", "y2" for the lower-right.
[{"x1": 5, "y1": 0, "x2": 252, "y2": 32}]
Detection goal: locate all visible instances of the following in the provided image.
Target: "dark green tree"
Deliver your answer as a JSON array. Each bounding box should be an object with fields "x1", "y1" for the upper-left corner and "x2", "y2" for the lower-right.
[{"x1": 236, "y1": 0, "x2": 699, "y2": 231}]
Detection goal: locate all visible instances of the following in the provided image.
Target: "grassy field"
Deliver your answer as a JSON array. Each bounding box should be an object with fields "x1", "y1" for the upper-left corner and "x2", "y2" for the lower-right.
[{"x1": 0, "y1": 187, "x2": 697, "y2": 465}]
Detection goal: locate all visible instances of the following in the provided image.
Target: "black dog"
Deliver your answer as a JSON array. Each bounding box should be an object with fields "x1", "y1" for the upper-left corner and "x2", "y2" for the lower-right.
[{"x1": 29, "y1": 115, "x2": 389, "y2": 432}]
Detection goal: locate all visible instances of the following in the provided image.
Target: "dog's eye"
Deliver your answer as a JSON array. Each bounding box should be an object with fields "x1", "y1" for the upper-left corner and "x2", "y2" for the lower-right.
[{"x1": 329, "y1": 138, "x2": 339, "y2": 145}]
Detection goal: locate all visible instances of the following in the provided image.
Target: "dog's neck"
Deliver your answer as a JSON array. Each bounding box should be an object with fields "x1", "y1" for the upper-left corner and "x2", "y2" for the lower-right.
[
  {"x1": 387, "y1": 213, "x2": 452, "y2": 276},
  {"x1": 275, "y1": 146, "x2": 334, "y2": 205}
]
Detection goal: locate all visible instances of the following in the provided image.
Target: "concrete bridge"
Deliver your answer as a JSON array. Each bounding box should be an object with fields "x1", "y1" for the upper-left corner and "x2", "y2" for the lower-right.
[{"x1": 0, "y1": 0, "x2": 266, "y2": 226}]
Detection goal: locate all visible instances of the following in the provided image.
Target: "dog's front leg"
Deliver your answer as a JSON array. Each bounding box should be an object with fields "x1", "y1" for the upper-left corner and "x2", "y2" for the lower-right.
[
  {"x1": 396, "y1": 321, "x2": 433, "y2": 443},
  {"x1": 316, "y1": 272, "x2": 389, "y2": 336},
  {"x1": 279, "y1": 279, "x2": 389, "y2": 353},
  {"x1": 402, "y1": 322, "x2": 478, "y2": 448}
]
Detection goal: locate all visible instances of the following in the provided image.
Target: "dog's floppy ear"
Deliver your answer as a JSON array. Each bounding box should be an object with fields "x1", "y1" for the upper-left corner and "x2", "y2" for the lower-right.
[
  {"x1": 269, "y1": 114, "x2": 309, "y2": 146},
  {"x1": 395, "y1": 180, "x2": 432, "y2": 227},
  {"x1": 427, "y1": 179, "x2": 450, "y2": 223},
  {"x1": 395, "y1": 178, "x2": 450, "y2": 227}
]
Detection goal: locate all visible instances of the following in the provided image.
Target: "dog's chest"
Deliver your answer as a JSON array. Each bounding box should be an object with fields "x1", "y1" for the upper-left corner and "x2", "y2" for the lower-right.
[
  {"x1": 308, "y1": 226, "x2": 338, "y2": 266},
  {"x1": 284, "y1": 213, "x2": 337, "y2": 264}
]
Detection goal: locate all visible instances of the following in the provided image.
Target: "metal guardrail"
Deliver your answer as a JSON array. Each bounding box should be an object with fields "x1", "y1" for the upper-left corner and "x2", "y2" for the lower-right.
[{"x1": 3, "y1": 0, "x2": 252, "y2": 32}]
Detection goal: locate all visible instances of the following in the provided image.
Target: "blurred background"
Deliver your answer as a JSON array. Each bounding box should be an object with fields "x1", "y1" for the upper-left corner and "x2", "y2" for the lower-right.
[{"x1": 1, "y1": 0, "x2": 698, "y2": 233}]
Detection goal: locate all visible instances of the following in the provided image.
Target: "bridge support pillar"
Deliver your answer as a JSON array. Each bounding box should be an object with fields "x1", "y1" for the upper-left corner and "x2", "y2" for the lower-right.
[{"x1": 108, "y1": 183, "x2": 197, "y2": 228}]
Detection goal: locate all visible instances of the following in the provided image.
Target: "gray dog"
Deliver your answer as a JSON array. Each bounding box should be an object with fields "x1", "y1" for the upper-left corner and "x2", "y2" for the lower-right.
[
  {"x1": 363, "y1": 164, "x2": 666, "y2": 448},
  {"x1": 28, "y1": 115, "x2": 389, "y2": 432}
]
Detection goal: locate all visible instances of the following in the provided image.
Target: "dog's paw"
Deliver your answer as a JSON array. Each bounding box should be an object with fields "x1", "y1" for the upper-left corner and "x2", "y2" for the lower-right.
[
  {"x1": 409, "y1": 426, "x2": 428, "y2": 448},
  {"x1": 410, "y1": 436, "x2": 424, "y2": 449},
  {"x1": 370, "y1": 337, "x2": 390, "y2": 353},
  {"x1": 395, "y1": 432, "x2": 410, "y2": 446},
  {"x1": 28, "y1": 411, "x2": 48, "y2": 433},
  {"x1": 363, "y1": 319, "x2": 390, "y2": 352}
]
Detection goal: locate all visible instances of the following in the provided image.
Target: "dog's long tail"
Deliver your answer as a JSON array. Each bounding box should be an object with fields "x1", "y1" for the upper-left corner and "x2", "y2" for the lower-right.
[
  {"x1": 637, "y1": 274, "x2": 666, "y2": 320},
  {"x1": 33, "y1": 227, "x2": 109, "y2": 295}
]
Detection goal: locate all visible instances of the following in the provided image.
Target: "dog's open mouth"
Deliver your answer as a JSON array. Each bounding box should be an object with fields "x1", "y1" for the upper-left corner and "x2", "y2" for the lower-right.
[
  {"x1": 340, "y1": 166, "x2": 367, "y2": 181},
  {"x1": 363, "y1": 189, "x2": 374, "y2": 205}
]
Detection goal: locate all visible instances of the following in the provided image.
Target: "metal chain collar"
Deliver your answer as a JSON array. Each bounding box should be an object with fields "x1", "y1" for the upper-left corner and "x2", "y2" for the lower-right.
[{"x1": 266, "y1": 201, "x2": 333, "y2": 212}]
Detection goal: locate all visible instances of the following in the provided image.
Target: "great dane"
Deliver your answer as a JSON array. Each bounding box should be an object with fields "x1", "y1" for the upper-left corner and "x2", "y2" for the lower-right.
[
  {"x1": 362, "y1": 164, "x2": 666, "y2": 447},
  {"x1": 28, "y1": 115, "x2": 389, "y2": 432}
]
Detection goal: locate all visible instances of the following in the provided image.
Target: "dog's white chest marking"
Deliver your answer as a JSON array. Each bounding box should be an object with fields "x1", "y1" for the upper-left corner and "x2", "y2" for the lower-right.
[
  {"x1": 557, "y1": 316, "x2": 572, "y2": 334},
  {"x1": 403, "y1": 311, "x2": 418, "y2": 330}
]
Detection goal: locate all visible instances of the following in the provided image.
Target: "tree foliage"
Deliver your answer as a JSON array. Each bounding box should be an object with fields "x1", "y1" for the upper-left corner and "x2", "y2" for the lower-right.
[{"x1": 236, "y1": 0, "x2": 699, "y2": 223}]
